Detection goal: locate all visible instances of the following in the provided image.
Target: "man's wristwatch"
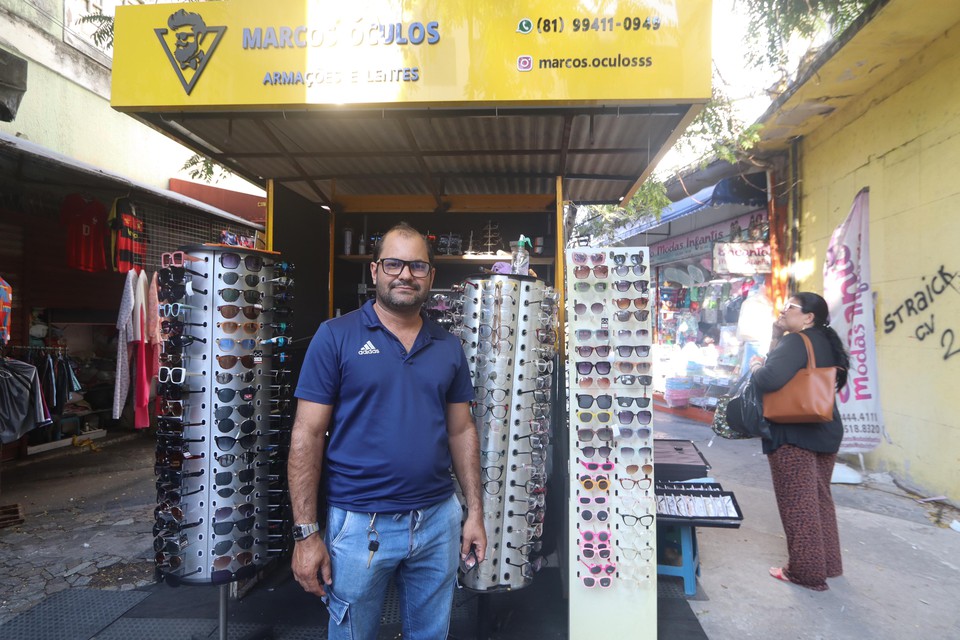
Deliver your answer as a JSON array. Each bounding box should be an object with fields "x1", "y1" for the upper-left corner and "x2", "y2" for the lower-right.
[{"x1": 292, "y1": 522, "x2": 320, "y2": 541}]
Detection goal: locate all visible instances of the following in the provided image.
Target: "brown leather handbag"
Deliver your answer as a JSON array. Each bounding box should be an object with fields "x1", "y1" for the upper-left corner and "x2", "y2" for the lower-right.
[{"x1": 762, "y1": 333, "x2": 837, "y2": 423}]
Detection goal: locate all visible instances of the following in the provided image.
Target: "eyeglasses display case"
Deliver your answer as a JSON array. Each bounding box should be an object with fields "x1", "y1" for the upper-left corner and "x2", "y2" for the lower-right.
[
  {"x1": 566, "y1": 247, "x2": 657, "y2": 640},
  {"x1": 451, "y1": 273, "x2": 559, "y2": 592},
  {"x1": 153, "y1": 246, "x2": 295, "y2": 587}
]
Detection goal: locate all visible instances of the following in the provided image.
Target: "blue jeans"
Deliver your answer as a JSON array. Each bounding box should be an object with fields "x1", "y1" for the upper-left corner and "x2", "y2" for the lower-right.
[{"x1": 323, "y1": 494, "x2": 462, "y2": 640}]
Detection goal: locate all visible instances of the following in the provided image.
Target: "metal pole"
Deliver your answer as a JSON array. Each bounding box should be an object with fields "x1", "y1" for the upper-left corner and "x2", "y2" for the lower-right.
[{"x1": 219, "y1": 583, "x2": 228, "y2": 640}]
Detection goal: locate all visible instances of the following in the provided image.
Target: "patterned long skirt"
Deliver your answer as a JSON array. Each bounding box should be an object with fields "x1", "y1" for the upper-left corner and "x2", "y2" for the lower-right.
[{"x1": 767, "y1": 444, "x2": 843, "y2": 590}]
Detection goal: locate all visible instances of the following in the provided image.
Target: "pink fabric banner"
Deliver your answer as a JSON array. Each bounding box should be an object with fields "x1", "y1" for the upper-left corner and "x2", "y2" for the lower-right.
[{"x1": 823, "y1": 188, "x2": 886, "y2": 453}]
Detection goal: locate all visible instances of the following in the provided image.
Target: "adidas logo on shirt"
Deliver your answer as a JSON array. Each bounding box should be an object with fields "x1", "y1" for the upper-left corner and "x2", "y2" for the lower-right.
[{"x1": 358, "y1": 340, "x2": 380, "y2": 355}]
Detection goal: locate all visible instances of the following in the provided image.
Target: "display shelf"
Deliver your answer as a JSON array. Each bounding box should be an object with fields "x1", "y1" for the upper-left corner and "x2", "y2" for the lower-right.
[{"x1": 337, "y1": 254, "x2": 554, "y2": 265}]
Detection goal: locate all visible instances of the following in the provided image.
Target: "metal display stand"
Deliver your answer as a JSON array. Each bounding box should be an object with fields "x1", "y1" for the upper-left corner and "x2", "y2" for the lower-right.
[
  {"x1": 451, "y1": 273, "x2": 559, "y2": 592},
  {"x1": 153, "y1": 245, "x2": 295, "y2": 640},
  {"x1": 565, "y1": 247, "x2": 657, "y2": 639}
]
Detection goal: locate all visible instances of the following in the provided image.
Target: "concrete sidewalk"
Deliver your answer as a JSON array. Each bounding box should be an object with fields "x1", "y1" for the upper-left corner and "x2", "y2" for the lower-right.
[
  {"x1": 655, "y1": 416, "x2": 960, "y2": 640},
  {"x1": 2, "y1": 418, "x2": 960, "y2": 638}
]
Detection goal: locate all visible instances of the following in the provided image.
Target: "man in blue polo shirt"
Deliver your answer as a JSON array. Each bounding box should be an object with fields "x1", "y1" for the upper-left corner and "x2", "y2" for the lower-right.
[{"x1": 289, "y1": 222, "x2": 485, "y2": 640}]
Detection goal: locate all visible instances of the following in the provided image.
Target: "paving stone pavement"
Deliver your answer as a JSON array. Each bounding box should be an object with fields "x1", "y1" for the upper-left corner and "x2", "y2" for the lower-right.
[{"x1": 0, "y1": 500, "x2": 158, "y2": 625}]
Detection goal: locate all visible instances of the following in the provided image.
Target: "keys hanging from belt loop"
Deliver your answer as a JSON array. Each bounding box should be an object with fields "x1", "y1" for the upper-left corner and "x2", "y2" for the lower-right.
[{"x1": 367, "y1": 513, "x2": 380, "y2": 569}]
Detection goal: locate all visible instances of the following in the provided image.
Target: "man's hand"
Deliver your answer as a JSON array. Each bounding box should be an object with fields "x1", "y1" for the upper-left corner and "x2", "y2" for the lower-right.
[
  {"x1": 460, "y1": 511, "x2": 487, "y2": 565},
  {"x1": 292, "y1": 535, "x2": 333, "y2": 597}
]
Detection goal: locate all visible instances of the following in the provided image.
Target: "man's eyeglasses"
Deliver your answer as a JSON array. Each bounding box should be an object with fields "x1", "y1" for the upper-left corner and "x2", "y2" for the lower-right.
[{"x1": 376, "y1": 258, "x2": 432, "y2": 278}]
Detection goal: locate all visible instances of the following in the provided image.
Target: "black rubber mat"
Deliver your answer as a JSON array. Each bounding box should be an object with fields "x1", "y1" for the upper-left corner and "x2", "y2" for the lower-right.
[
  {"x1": 659, "y1": 596, "x2": 709, "y2": 640},
  {"x1": 0, "y1": 588, "x2": 149, "y2": 640}
]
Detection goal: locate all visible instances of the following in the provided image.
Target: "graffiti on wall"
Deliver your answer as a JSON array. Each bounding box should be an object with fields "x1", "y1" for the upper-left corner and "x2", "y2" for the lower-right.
[{"x1": 882, "y1": 265, "x2": 960, "y2": 360}]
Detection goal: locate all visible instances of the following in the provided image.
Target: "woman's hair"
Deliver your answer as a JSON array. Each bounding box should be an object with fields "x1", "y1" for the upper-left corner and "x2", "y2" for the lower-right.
[{"x1": 793, "y1": 291, "x2": 850, "y2": 390}]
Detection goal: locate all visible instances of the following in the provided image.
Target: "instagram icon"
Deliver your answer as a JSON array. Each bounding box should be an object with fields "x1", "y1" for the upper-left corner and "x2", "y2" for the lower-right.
[{"x1": 517, "y1": 55, "x2": 533, "y2": 72}]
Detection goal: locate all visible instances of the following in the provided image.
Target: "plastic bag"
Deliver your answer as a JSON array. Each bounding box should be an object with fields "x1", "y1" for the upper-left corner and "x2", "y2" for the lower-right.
[{"x1": 717, "y1": 372, "x2": 772, "y2": 439}]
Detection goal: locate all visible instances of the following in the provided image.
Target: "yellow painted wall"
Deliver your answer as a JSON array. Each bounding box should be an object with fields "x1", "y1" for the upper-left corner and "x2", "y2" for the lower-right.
[{"x1": 796, "y1": 21, "x2": 960, "y2": 501}]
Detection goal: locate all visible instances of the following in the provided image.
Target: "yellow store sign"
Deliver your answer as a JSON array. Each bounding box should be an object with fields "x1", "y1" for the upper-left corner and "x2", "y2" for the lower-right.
[{"x1": 112, "y1": 0, "x2": 711, "y2": 110}]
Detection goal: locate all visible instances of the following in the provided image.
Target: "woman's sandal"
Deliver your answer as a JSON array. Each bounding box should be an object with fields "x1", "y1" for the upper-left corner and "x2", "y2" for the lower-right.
[{"x1": 769, "y1": 567, "x2": 791, "y2": 583}]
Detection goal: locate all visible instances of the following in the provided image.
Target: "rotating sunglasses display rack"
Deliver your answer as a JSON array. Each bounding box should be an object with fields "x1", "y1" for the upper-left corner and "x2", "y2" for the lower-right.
[
  {"x1": 452, "y1": 273, "x2": 559, "y2": 592},
  {"x1": 566, "y1": 247, "x2": 657, "y2": 640},
  {"x1": 154, "y1": 246, "x2": 296, "y2": 589}
]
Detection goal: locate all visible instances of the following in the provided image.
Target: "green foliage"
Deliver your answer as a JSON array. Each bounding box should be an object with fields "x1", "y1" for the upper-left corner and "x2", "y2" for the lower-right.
[
  {"x1": 182, "y1": 154, "x2": 228, "y2": 184},
  {"x1": 574, "y1": 179, "x2": 671, "y2": 240},
  {"x1": 738, "y1": 0, "x2": 878, "y2": 69},
  {"x1": 674, "y1": 82, "x2": 764, "y2": 168},
  {"x1": 76, "y1": 12, "x2": 114, "y2": 50}
]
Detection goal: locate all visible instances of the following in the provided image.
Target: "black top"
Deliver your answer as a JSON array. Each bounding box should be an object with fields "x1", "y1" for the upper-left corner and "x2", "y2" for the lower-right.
[{"x1": 752, "y1": 328, "x2": 844, "y2": 455}]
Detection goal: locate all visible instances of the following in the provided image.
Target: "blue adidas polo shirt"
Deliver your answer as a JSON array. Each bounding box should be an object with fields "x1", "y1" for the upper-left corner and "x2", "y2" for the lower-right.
[{"x1": 295, "y1": 300, "x2": 475, "y2": 513}]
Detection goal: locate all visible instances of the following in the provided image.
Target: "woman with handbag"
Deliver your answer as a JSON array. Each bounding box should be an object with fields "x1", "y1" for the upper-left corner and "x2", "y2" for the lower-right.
[{"x1": 751, "y1": 292, "x2": 849, "y2": 591}]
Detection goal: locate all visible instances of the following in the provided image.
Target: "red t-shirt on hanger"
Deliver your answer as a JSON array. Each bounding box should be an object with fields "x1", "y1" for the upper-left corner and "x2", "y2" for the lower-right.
[{"x1": 60, "y1": 193, "x2": 109, "y2": 272}]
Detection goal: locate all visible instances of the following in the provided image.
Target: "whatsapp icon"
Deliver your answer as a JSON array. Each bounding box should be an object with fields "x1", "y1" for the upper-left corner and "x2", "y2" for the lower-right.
[{"x1": 517, "y1": 18, "x2": 533, "y2": 34}]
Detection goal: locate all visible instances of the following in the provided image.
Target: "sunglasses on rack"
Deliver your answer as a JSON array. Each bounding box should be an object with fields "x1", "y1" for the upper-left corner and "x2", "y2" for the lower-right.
[
  {"x1": 159, "y1": 266, "x2": 207, "y2": 284},
  {"x1": 474, "y1": 387, "x2": 508, "y2": 402},
  {"x1": 577, "y1": 376, "x2": 611, "y2": 389},
  {"x1": 212, "y1": 536, "x2": 256, "y2": 556},
  {"x1": 572, "y1": 252, "x2": 606, "y2": 265},
  {"x1": 573, "y1": 265, "x2": 609, "y2": 279},
  {"x1": 618, "y1": 410, "x2": 653, "y2": 425},
  {"x1": 161, "y1": 251, "x2": 203, "y2": 268},
  {"x1": 615, "y1": 362, "x2": 652, "y2": 374},
  {"x1": 218, "y1": 304, "x2": 263, "y2": 320},
  {"x1": 575, "y1": 329, "x2": 609, "y2": 342},
  {"x1": 574, "y1": 282, "x2": 607, "y2": 293},
  {"x1": 161, "y1": 320, "x2": 205, "y2": 335},
  {"x1": 579, "y1": 541, "x2": 611, "y2": 560},
  {"x1": 612, "y1": 264, "x2": 648, "y2": 277},
  {"x1": 574, "y1": 301, "x2": 605, "y2": 315},
  {"x1": 580, "y1": 459, "x2": 615, "y2": 472},
  {"x1": 219, "y1": 288, "x2": 264, "y2": 304},
  {"x1": 619, "y1": 445, "x2": 653, "y2": 460},
  {"x1": 212, "y1": 515, "x2": 257, "y2": 535},
  {"x1": 217, "y1": 354, "x2": 258, "y2": 370},
  {"x1": 214, "y1": 403, "x2": 256, "y2": 420},
  {"x1": 215, "y1": 370, "x2": 258, "y2": 385},
  {"x1": 215, "y1": 451, "x2": 258, "y2": 467},
  {"x1": 216, "y1": 337, "x2": 257, "y2": 352},
  {"x1": 158, "y1": 367, "x2": 203, "y2": 385},
  {"x1": 166, "y1": 334, "x2": 207, "y2": 348},
  {"x1": 577, "y1": 427, "x2": 615, "y2": 442},
  {"x1": 613, "y1": 280, "x2": 649, "y2": 292},
  {"x1": 615, "y1": 310, "x2": 650, "y2": 322},
  {"x1": 160, "y1": 283, "x2": 208, "y2": 303},
  {"x1": 617, "y1": 427, "x2": 652, "y2": 440},
  {"x1": 616, "y1": 395, "x2": 651, "y2": 408},
  {"x1": 612, "y1": 252, "x2": 645, "y2": 265},
  {"x1": 221, "y1": 272, "x2": 262, "y2": 287},
  {"x1": 159, "y1": 303, "x2": 201, "y2": 317},
  {"x1": 578, "y1": 475, "x2": 610, "y2": 491},
  {"x1": 580, "y1": 530, "x2": 611, "y2": 544},
  {"x1": 615, "y1": 374, "x2": 653, "y2": 387},
  {"x1": 156, "y1": 417, "x2": 204, "y2": 430},
  {"x1": 157, "y1": 383, "x2": 205, "y2": 400},
  {"x1": 216, "y1": 417, "x2": 257, "y2": 435},
  {"x1": 576, "y1": 394, "x2": 612, "y2": 409},
  {"x1": 616, "y1": 345, "x2": 651, "y2": 358},
  {"x1": 215, "y1": 434, "x2": 259, "y2": 452},
  {"x1": 576, "y1": 361, "x2": 611, "y2": 375},
  {"x1": 575, "y1": 345, "x2": 611, "y2": 357},
  {"x1": 579, "y1": 444, "x2": 613, "y2": 458},
  {"x1": 576, "y1": 410, "x2": 612, "y2": 423},
  {"x1": 220, "y1": 253, "x2": 272, "y2": 272}
]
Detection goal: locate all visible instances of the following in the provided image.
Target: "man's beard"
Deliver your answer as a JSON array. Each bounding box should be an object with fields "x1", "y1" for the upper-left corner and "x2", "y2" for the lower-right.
[{"x1": 376, "y1": 277, "x2": 428, "y2": 312}]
